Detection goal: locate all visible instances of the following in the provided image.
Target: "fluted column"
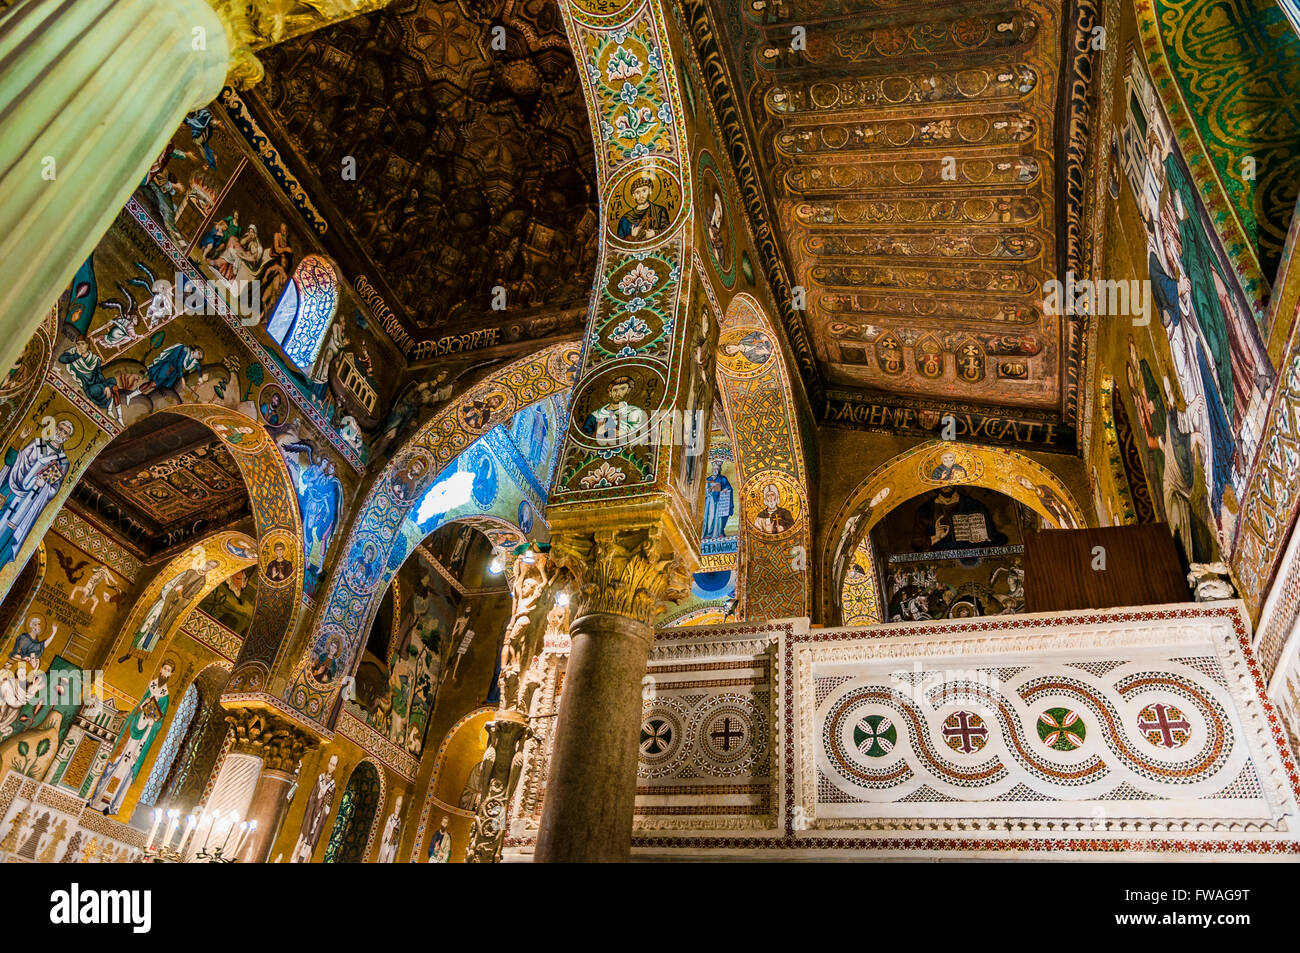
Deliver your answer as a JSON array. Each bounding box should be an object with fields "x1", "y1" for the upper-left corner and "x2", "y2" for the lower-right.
[
  {"x1": 0, "y1": 0, "x2": 402, "y2": 376},
  {"x1": 535, "y1": 527, "x2": 688, "y2": 862},
  {"x1": 0, "y1": 0, "x2": 231, "y2": 375},
  {"x1": 221, "y1": 707, "x2": 318, "y2": 863}
]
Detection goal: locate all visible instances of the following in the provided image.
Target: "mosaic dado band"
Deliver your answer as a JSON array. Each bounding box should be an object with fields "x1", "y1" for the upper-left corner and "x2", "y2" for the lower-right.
[{"x1": 508, "y1": 605, "x2": 1300, "y2": 858}]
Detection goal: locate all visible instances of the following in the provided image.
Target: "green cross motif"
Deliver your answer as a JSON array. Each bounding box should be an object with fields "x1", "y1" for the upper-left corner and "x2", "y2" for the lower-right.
[{"x1": 853, "y1": 714, "x2": 898, "y2": 758}]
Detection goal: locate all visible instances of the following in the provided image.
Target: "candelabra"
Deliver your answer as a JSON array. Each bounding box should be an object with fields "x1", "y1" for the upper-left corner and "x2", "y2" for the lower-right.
[
  {"x1": 194, "y1": 845, "x2": 238, "y2": 863},
  {"x1": 139, "y1": 844, "x2": 185, "y2": 863},
  {"x1": 142, "y1": 805, "x2": 256, "y2": 862}
]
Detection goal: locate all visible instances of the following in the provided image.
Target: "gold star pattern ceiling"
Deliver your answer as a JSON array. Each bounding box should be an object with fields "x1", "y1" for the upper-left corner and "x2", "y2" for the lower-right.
[{"x1": 249, "y1": 0, "x2": 599, "y2": 352}]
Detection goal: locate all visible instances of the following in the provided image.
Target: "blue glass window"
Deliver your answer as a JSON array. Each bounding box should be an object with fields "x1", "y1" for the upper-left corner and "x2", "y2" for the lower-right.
[{"x1": 266, "y1": 254, "x2": 338, "y2": 373}]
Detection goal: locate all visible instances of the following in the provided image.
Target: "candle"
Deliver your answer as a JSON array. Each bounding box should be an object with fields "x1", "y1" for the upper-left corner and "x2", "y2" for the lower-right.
[
  {"x1": 146, "y1": 808, "x2": 162, "y2": 850},
  {"x1": 238, "y1": 820, "x2": 258, "y2": 860},
  {"x1": 230, "y1": 822, "x2": 249, "y2": 860},
  {"x1": 199, "y1": 810, "x2": 215, "y2": 850},
  {"x1": 180, "y1": 812, "x2": 199, "y2": 853},
  {"x1": 219, "y1": 811, "x2": 241, "y2": 854},
  {"x1": 162, "y1": 810, "x2": 180, "y2": 849}
]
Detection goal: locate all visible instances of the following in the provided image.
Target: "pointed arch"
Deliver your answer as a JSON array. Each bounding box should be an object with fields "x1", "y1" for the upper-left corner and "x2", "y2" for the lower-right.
[
  {"x1": 107, "y1": 529, "x2": 256, "y2": 688},
  {"x1": 0, "y1": 541, "x2": 45, "y2": 651},
  {"x1": 126, "y1": 405, "x2": 304, "y2": 692},
  {"x1": 821, "y1": 440, "x2": 1087, "y2": 623},
  {"x1": 711, "y1": 288, "x2": 812, "y2": 620},
  {"x1": 0, "y1": 395, "x2": 304, "y2": 693},
  {"x1": 412, "y1": 706, "x2": 495, "y2": 864},
  {"x1": 158, "y1": 661, "x2": 232, "y2": 809},
  {"x1": 0, "y1": 314, "x2": 54, "y2": 450},
  {"x1": 137, "y1": 679, "x2": 200, "y2": 809},
  {"x1": 322, "y1": 758, "x2": 383, "y2": 864},
  {"x1": 281, "y1": 342, "x2": 579, "y2": 727}
]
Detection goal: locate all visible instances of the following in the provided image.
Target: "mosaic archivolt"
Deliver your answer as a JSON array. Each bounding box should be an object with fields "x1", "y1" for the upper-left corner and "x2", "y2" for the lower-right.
[
  {"x1": 825, "y1": 440, "x2": 1087, "y2": 622},
  {"x1": 283, "y1": 343, "x2": 578, "y2": 727}
]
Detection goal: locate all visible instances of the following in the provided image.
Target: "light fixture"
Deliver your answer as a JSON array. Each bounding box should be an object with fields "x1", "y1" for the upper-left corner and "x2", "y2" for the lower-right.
[
  {"x1": 489, "y1": 556, "x2": 504, "y2": 574},
  {"x1": 556, "y1": 591, "x2": 569, "y2": 607}
]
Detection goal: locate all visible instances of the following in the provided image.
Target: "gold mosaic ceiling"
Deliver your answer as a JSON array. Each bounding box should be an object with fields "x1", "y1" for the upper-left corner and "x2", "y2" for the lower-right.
[{"x1": 711, "y1": 0, "x2": 1067, "y2": 417}]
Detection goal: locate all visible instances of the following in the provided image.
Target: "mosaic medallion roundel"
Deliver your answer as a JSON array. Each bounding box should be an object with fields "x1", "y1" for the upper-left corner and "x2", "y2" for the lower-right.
[
  {"x1": 717, "y1": 327, "x2": 775, "y2": 379},
  {"x1": 918, "y1": 443, "x2": 984, "y2": 486},
  {"x1": 742, "y1": 470, "x2": 803, "y2": 540},
  {"x1": 257, "y1": 383, "x2": 288, "y2": 428},
  {"x1": 638, "y1": 698, "x2": 691, "y2": 779},
  {"x1": 1037, "y1": 707, "x2": 1086, "y2": 751},
  {"x1": 640, "y1": 712, "x2": 680, "y2": 762},
  {"x1": 697, "y1": 151, "x2": 735, "y2": 285},
  {"x1": 691, "y1": 693, "x2": 765, "y2": 777},
  {"x1": 389, "y1": 451, "x2": 434, "y2": 507},
  {"x1": 223, "y1": 536, "x2": 257, "y2": 560},
  {"x1": 854, "y1": 714, "x2": 898, "y2": 758},
  {"x1": 343, "y1": 537, "x2": 385, "y2": 594},
  {"x1": 941, "y1": 710, "x2": 989, "y2": 754},
  {"x1": 207, "y1": 413, "x2": 267, "y2": 453},
  {"x1": 700, "y1": 707, "x2": 751, "y2": 764},
  {"x1": 605, "y1": 162, "x2": 685, "y2": 247},
  {"x1": 1136, "y1": 702, "x2": 1192, "y2": 749},
  {"x1": 257, "y1": 528, "x2": 297, "y2": 589}
]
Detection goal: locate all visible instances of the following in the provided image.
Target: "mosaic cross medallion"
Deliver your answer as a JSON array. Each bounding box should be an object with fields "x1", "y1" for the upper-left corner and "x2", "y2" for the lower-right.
[
  {"x1": 1037, "y1": 707, "x2": 1086, "y2": 751},
  {"x1": 942, "y1": 710, "x2": 989, "y2": 754},
  {"x1": 1137, "y1": 703, "x2": 1192, "y2": 749},
  {"x1": 640, "y1": 716, "x2": 675, "y2": 756},
  {"x1": 853, "y1": 714, "x2": 897, "y2": 757}
]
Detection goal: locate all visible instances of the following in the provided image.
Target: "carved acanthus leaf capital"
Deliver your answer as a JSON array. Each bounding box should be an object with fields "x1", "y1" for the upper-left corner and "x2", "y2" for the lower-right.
[
  {"x1": 224, "y1": 708, "x2": 318, "y2": 771},
  {"x1": 203, "y1": 1, "x2": 401, "y2": 88},
  {"x1": 550, "y1": 525, "x2": 691, "y2": 628}
]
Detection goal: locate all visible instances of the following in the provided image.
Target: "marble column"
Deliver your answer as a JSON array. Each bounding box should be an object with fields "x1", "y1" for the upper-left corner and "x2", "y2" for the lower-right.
[
  {"x1": 535, "y1": 528, "x2": 688, "y2": 862},
  {"x1": 0, "y1": 0, "x2": 232, "y2": 376},
  {"x1": 0, "y1": 0, "x2": 402, "y2": 376},
  {"x1": 238, "y1": 767, "x2": 295, "y2": 863},
  {"x1": 219, "y1": 707, "x2": 318, "y2": 862}
]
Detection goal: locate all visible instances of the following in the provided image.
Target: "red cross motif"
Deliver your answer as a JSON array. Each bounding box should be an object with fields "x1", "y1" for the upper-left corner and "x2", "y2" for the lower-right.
[
  {"x1": 942, "y1": 710, "x2": 988, "y2": 753},
  {"x1": 1137, "y1": 703, "x2": 1192, "y2": 748}
]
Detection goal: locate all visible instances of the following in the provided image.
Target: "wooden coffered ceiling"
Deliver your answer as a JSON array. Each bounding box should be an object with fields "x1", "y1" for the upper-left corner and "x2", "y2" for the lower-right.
[{"x1": 691, "y1": 0, "x2": 1091, "y2": 452}]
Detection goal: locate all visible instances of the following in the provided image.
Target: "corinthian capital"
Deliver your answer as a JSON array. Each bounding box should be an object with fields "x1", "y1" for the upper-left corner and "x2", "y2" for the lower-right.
[
  {"x1": 550, "y1": 525, "x2": 691, "y2": 627},
  {"x1": 202, "y1": 0, "x2": 265, "y2": 88},
  {"x1": 224, "y1": 708, "x2": 319, "y2": 771},
  {"x1": 203, "y1": 0, "x2": 401, "y2": 88}
]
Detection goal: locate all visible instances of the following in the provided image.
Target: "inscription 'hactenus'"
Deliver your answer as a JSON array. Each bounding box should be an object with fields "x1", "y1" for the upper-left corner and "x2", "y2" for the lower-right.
[{"x1": 355, "y1": 275, "x2": 504, "y2": 360}]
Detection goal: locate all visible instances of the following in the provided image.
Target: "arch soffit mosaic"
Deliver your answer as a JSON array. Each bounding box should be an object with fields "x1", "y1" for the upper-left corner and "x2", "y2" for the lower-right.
[
  {"x1": 0, "y1": 392, "x2": 304, "y2": 685},
  {"x1": 107, "y1": 528, "x2": 258, "y2": 693},
  {"x1": 714, "y1": 288, "x2": 812, "y2": 620},
  {"x1": 281, "y1": 342, "x2": 579, "y2": 727},
  {"x1": 145, "y1": 406, "x2": 305, "y2": 686},
  {"x1": 546, "y1": 0, "x2": 702, "y2": 511}
]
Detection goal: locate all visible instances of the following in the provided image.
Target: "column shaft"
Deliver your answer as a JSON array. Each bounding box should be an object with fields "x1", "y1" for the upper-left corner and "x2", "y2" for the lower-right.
[
  {"x1": 535, "y1": 611, "x2": 653, "y2": 862},
  {"x1": 0, "y1": 0, "x2": 229, "y2": 374},
  {"x1": 239, "y1": 768, "x2": 293, "y2": 863}
]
